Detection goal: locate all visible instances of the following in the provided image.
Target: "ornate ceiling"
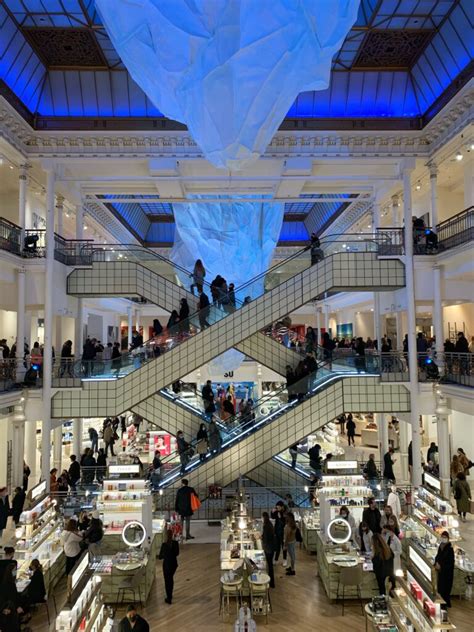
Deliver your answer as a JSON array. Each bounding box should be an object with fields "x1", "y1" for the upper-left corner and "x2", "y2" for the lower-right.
[{"x1": 0, "y1": 0, "x2": 472, "y2": 129}]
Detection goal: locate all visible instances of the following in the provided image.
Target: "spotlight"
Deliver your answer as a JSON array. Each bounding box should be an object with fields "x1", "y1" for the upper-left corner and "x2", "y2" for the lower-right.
[
  {"x1": 470, "y1": 143, "x2": 474, "y2": 151},
  {"x1": 455, "y1": 151, "x2": 463, "y2": 161},
  {"x1": 84, "y1": 225, "x2": 88, "y2": 230},
  {"x1": 415, "y1": 182, "x2": 421, "y2": 191},
  {"x1": 395, "y1": 569, "x2": 404, "y2": 577},
  {"x1": 304, "y1": 486, "x2": 309, "y2": 492},
  {"x1": 452, "y1": 519, "x2": 459, "y2": 528}
]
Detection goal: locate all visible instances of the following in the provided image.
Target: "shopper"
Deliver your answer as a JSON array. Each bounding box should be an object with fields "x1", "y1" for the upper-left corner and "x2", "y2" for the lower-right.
[
  {"x1": 308, "y1": 443, "x2": 322, "y2": 477},
  {"x1": 208, "y1": 419, "x2": 222, "y2": 454},
  {"x1": 222, "y1": 394, "x2": 235, "y2": 423},
  {"x1": 284, "y1": 511, "x2": 297, "y2": 576},
  {"x1": 11, "y1": 487, "x2": 25, "y2": 526},
  {"x1": 0, "y1": 486, "x2": 11, "y2": 540},
  {"x1": 371, "y1": 533, "x2": 394, "y2": 596},
  {"x1": 363, "y1": 453, "x2": 379, "y2": 492},
  {"x1": 85, "y1": 511, "x2": 104, "y2": 557},
  {"x1": 457, "y1": 448, "x2": 471, "y2": 475},
  {"x1": 289, "y1": 444, "x2": 298, "y2": 469},
  {"x1": 285, "y1": 494, "x2": 296, "y2": 509},
  {"x1": 176, "y1": 431, "x2": 192, "y2": 475},
  {"x1": 434, "y1": 531, "x2": 455, "y2": 608},
  {"x1": 450, "y1": 454, "x2": 464, "y2": 485},
  {"x1": 346, "y1": 414, "x2": 356, "y2": 446},
  {"x1": 453, "y1": 472, "x2": 471, "y2": 522},
  {"x1": 380, "y1": 504, "x2": 394, "y2": 530},
  {"x1": 426, "y1": 442, "x2": 438, "y2": 465},
  {"x1": 103, "y1": 422, "x2": 116, "y2": 457},
  {"x1": 61, "y1": 518, "x2": 84, "y2": 574},
  {"x1": 49, "y1": 468, "x2": 59, "y2": 493},
  {"x1": 96, "y1": 448, "x2": 107, "y2": 482},
  {"x1": 190, "y1": 259, "x2": 206, "y2": 295},
  {"x1": 0, "y1": 548, "x2": 17, "y2": 584},
  {"x1": 357, "y1": 521, "x2": 373, "y2": 554},
  {"x1": 198, "y1": 291, "x2": 211, "y2": 329},
  {"x1": 68, "y1": 454, "x2": 81, "y2": 490},
  {"x1": 383, "y1": 523, "x2": 402, "y2": 580},
  {"x1": 261, "y1": 512, "x2": 276, "y2": 588},
  {"x1": 271, "y1": 501, "x2": 287, "y2": 567},
  {"x1": 0, "y1": 601, "x2": 21, "y2": 632},
  {"x1": 0, "y1": 563, "x2": 25, "y2": 619},
  {"x1": 387, "y1": 486, "x2": 402, "y2": 520},
  {"x1": 201, "y1": 380, "x2": 215, "y2": 417},
  {"x1": 111, "y1": 342, "x2": 122, "y2": 376},
  {"x1": 362, "y1": 497, "x2": 382, "y2": 534},
  {"x1": 158, "y1": 528, "x2": 180, "y2": 604},
  {"x1": 22, "y1": 461, "x2": 31, "y2": 492},
  {"x1": 175, "y1": 478, "x2": 197, "y2": 540},
  {"x1": 339, "y1": 506, "x2": 356, "y2": 541},
  {"x1": 178, "y1": 298, "x2": 190, "y2": 334},
  {"x1": 88, "y1": 427, "x2": 99, "y2": 453},
  {"x1": 59, "y1": 340, "x2": 73, "y2": 377},
  {"x1": 20, "y1": 559, "x2": 46, "y2": 607},
  {"x1": 196, "y1": 423, "x2": 208, "y2": 462},
  {"x1": 383, "y1": 447, "x2": 396, "y2": 483},
  {"x1": 118, "y1": 604, "x2": 150, "y2": 632}
]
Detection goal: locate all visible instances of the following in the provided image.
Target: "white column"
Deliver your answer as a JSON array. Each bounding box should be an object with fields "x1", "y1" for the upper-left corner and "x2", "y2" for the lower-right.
[
  {"x1": 398, "y1": 418, "x2": 411, "y2": 483},
  {"x1": 18, "y1": 163, "x2": 30, "y2": 245},
  {"x1": 127, "y1": 306, "x2": 133, "y2": 346},
  {"x1": 464, "y1": 154, "x2": 473, "y2": 209},
  {"x1": 41, "y1": 168, "x2": 55, "y2": 487},
  {"x1": 73, "y1": 418, "x2": 83, "y2": 458},
  {"x1": 53, "y1": 424, "x2": 62, "y2": 472},
  {"x1": 428, "y1": 164, "x2": 439, "y2": 230},
  {"x1": 435, "y1": 393, "x2": 451, "y2": 498},
  {"x1": 75, "y1": 204, "x2": 84, "y2": 358},
  {"x1": 324, "y1": 304, "x2": 330, "y2": 334},
  {"x1": 12, "y1": 405, "x2": 25, "y2": 488},
  {"x1": 56, "y1": 194, "x2": 64, "y2": 237},
  {"x1": 24, "y1": 419, "x2": 37, "y2": 485},
  {"x1": 377, "y1": 414, "x2": 389, "y2": 465},
  {"x1": 391, "y1": 194, "x2": 399, "y2": 226},
  {"x1": 403, "y1": 166, "x2": 422, "y2": 486},
  {"x1": 433, "y1": 266, "x2": 444, "y2": 359},
  {"x1": 315, "y1": 307, "x2": 321, "y2": 344},
  {"x1": 395, "y1": 312, "x2": 403, "y2": 352},
  {"x1": 372, "y1": 202, "x2": 381, "y2": 347},
  {"x1": 135, "y1": 308, "x2": 141, "y2": 334},
  {"x1": 16, "y1": 268, "x2": 26, "y2": 379}
]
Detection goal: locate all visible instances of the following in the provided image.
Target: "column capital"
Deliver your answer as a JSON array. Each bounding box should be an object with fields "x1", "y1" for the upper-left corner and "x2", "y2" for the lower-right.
[
  {"x1": 427, "y1": 162, "x2": 438, "y2": 178},
  {"x1": 55, "y1": 194, "x2": 65, "y2": 206},
  {"x1": 391, "y1": 194, "x2": 399, "y2": 205},
  {"x1": 19, "y1": 163, "x2": 32, "y2": 180}
]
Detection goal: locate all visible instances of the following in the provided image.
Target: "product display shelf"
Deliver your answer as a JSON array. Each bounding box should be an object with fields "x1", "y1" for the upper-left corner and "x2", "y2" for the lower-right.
[
  {"x1": 97, "y1": 476, "x2": 153, "y2": 537},
  {"x1": 390, "y1": 574, "x2": 455, "y2": 632},
  {"x1": 411, "y1": 486, "x2": 461, "y2": 543},
  {"x1": 15, "y1": 493, "x2": 65, "y2": 592},
  {"x1": 315, "y1": 532, "x2": 379, "y2": 600},
  {"x1": 299, "y1": 510, "x2": 320, "y2": 553}
]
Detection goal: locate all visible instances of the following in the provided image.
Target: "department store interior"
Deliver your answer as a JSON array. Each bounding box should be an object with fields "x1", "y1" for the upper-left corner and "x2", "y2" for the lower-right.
[{"x1": 0, "y1": 1, "x2": 473, "y2": 631}]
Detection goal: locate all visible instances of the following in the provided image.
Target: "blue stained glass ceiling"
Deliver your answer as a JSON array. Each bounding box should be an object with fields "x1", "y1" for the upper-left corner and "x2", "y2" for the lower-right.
[{"x1": 0, "y1": 0, "x2": 472, "y2": 126}]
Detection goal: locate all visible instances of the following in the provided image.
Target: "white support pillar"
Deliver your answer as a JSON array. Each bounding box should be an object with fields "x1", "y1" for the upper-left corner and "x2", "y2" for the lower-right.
[
  {"x1": 403, "y1": 165, "x2": 422, "y2": 486},
  {"x1": 315, "y1": 306, "x2": 321, "y2": 345},
  {"x1": 41, "y1": 167, "x2": 55, "y2": 487},
  {"x1": 73, "y1": 418, "x2": 83, "y2": 458},
  {"x1": 24, "y1": 419, "x2": 37, "y2": 487},
  {"x1": 391, "y1": 194, "x2": 399, "y2": 226},
  {"x1": 324, "y1": 304, "x2": 330, "y2": 334},
  {"x1": 16, "y1": 268, "x2": 26, "y2": 379},
  {"x1": 135, "y1": 308, "x2": 141, "y2": 334},
  {"x1": 435, "y1": 393, "x2": 451, "y2": 498},
  {"x1": 395, "y1": 312, "x2": 403, "y2": 352},
  {"x1": 464, "y1": 154, "x2": 473, "y2": 209},
  {"x1": 398, "y1": 418, "x2": 411, "y2": 483},
  {"x1": 428, "y1": 163, "x2": 439, "y2": 231},
  {"x1": 127, "y1": 306, "x2": 133, "y2": 347},
  {"x1": 53, "y1": 424, "x2": 62, "y2": 472},
  {"x1": 18, "y1": 163, "x2": 30, "y2": 246},
  {"x1": 433, "y1": 266, "x2": 444, "y2": 359},
  {"x1": 377, "y1": 414, "x2": 389, "y2": 465},
  {"x1": 75, "y1": 204, "x2": 84, "y2": 358},
  {"x1": 372, "y1": 202, "x2": 381, "y2": 346},
  {"x1": 56, "y1": 194, "x2": 64, "y2": 237},
  {"x1": 12, "y1": 405, "x2": 25, "y2": 489}
]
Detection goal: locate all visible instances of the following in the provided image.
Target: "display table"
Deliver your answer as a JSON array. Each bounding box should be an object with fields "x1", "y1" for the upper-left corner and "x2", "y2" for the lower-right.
[
  {"x1": 360, "y1": 426, "x2": 399, "y2": 449},
  {"x1": 315, "y1": 532, "x2": 379, "y2": 600},
  {"x1": 90, "y1": 533, "x2": 159, "y2": 603},
  {"x1": 300, "y1": 511, "x2": 320, "y2": 553}
]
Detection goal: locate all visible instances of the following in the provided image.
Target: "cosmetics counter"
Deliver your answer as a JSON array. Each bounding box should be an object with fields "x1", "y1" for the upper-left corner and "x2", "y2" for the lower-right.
[
  {"x1": 15, "y1": 481, "x2": 65, "y2": 593},
  {"x1": 296, "y1": 508, "x2": 320, "y2": 553},
  {"x1": 55, "y1": 553, "x2": 113, "y2": 632},
  {"x1": 220, "y1": 491, "x2": 267, "y2": 597},
  {"x1": 400, "y1": 475, "x2": 473, "y2": 597}
]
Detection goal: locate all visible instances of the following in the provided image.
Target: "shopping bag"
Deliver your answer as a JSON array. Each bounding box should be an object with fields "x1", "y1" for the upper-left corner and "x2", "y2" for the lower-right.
[{"x1": 190, "y1": 493, "x2": 201, "y2": 511}]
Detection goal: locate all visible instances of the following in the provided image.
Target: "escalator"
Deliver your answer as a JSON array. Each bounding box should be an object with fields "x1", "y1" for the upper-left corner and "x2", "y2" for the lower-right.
[
  {"x1": 52, "y1": 234, "x2": 405, "y2": 419},
  {"x1": 152, "y1": 358, "x2": 410, "y2": 489}
]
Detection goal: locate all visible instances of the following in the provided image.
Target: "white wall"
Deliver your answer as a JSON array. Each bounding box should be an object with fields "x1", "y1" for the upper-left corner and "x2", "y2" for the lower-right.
[
  {"x1": 443, "y1": 303, "x2": 474, "y2": 340},
  {"x1": 449, "y1": 410, "x2": 474, "y2": 481}
]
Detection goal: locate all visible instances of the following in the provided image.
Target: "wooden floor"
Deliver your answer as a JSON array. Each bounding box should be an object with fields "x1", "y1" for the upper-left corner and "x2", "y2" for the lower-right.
[{"x1": 31, "y1": 540, "x2": 474, "y2": 632}]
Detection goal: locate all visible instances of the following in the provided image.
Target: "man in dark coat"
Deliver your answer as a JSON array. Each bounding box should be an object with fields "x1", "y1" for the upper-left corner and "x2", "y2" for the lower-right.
[
  {"x1": 383, "y1": 447, "x2": 396, "y2": 483},
  {"x1": 68, "y1": 454, "x2": 81, "y2": 490},
  {"x1": 362, "y1": 497, "x2": 382, "y2": 534},
  {"x1": 0, "y1": 487, "x2": 10, "y2": 539},
  {"x1": 175, "y1": 478, "x2": 197, "y2": 540}
]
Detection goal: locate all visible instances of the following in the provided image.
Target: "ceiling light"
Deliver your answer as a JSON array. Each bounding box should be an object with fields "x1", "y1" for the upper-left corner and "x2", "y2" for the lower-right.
[
  {"x1": 0, "y1": 158, "x2": 3, "y2": 165},
  {"x1": 367, "y1": 224, "x2": 371, "y2": 229},
  {"x1": 415, "y1": 181, "x2": 421, "y2": 191},
  {"x1": 455, "y1": 151, "x2": 463, "y2": 161},
  {"x1": 84, "y1": 225, "x2": 88, "y2": 230},
  {"x1": 9, "y1": 165, "x2": 14, "y2": 170},
  {"x1": 470, "y1": 143, "x2": 474, "y2": 151}
]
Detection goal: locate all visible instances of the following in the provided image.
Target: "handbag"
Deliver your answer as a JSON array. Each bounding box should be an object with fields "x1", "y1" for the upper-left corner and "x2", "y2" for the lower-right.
[
  {"x1": 295, "y1": 527, "x2": 303, "y2": 543},
  {"x1": 190, "y1": 493, "x2": 201, "y2": 512}
]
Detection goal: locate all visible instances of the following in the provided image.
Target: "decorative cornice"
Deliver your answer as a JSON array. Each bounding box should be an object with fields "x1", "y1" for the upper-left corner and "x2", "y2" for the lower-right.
[
  {"x1": 0, "y1": 81, "x2": 472, "y2": 162},
  {"x1": 84, "y1": 200, "x2": 140, "y2": 246},
  {"x1": 321, "y1": 198, "x2": 373, "y2": 236}
]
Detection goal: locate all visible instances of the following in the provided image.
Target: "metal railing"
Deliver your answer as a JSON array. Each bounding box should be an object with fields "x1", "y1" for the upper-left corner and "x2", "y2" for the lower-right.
[
  {"x1": 376, "y1": 351, "x2": 473, "y2": 388},
  {"x1": 437, "y1": 206, "x2": 474, "y2": 251},
  {"x1": 0, "y1": 357, "x2": 43, "y2": 392},
  {"x1": 0, "y1": 217, "x2": 93, "y2": 265}
]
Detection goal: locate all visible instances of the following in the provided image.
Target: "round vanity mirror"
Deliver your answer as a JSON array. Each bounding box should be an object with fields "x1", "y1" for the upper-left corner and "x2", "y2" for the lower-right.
[
  {"x1": 122, "y1": 520, "x2": 147, "y2": 548},
  {"x1": 327, "y1": 517, "x2": 351, "y2": 545}
]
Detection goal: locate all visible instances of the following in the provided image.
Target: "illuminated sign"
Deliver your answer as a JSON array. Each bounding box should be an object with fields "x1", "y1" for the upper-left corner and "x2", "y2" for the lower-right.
[
  {"x1": 108, "y1": 464, "x2": 140, "y2": 475},
  {"x1": 409, "y1": 545, "x2": 432, "y2": 582},
  {"x1": 326, "y1": 461, "x2": 358, "y2": 470},
  {"x1": 30, "y1": 480, "x2": 47, "y2": 501},
  {"x1": 424, "y1": 473, "x2": 441, "y2": 492}
]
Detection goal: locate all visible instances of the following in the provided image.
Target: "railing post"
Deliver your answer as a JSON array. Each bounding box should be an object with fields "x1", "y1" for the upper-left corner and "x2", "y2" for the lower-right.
[
  {"x1": 18, "y1": 163, "x2": 31, "y2": 250},
  {"x1": 428, "y1": 162, "x2": 439, "y2": 231}
]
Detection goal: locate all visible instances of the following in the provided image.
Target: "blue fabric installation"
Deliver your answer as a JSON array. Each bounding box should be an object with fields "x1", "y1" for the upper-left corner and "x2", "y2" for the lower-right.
[{"x1": 96, "y1": 0, "x2": 359, "y2": 169}]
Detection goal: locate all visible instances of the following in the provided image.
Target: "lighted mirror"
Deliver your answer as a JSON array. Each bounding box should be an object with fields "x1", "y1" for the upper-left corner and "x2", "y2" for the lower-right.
[
  {"x1": 122, "y1": 521, "x2": 147, "y2": 548},
  {"x1": 327, "y1": 518, "x2": 351, "y2": 544}
]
